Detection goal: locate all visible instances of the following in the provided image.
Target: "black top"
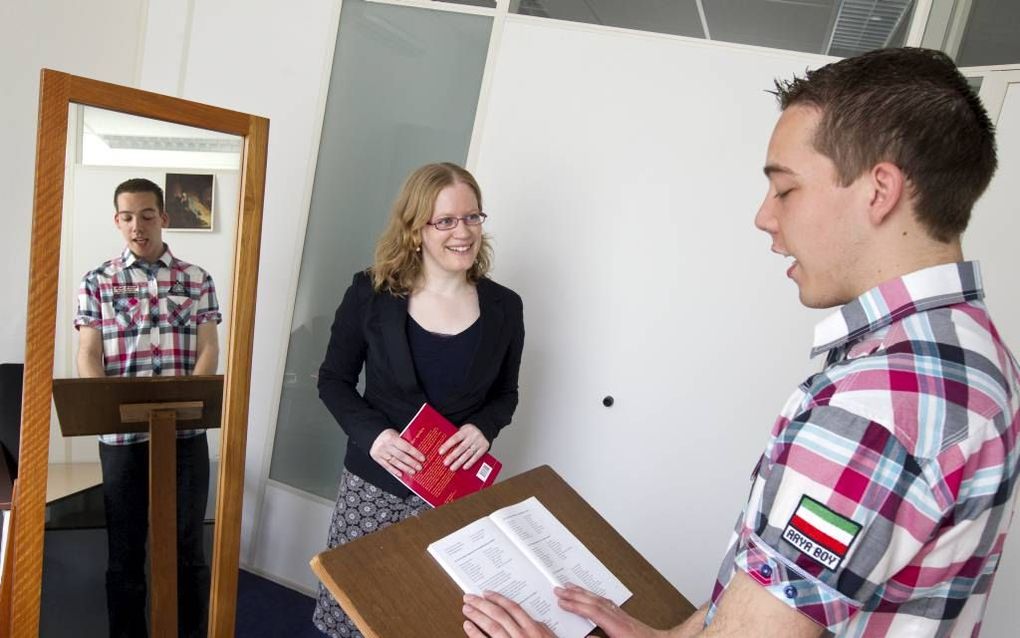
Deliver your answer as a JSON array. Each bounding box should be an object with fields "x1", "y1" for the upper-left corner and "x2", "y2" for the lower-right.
[
  {"x1": 318, "y1": 271, "x2": 525, "y2": 496},
  {"x1": 406, "y1": 317, "x2": 481, "y2": 408}
]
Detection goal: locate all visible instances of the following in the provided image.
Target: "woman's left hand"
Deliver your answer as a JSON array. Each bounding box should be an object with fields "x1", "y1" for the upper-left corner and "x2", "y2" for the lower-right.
[{"x1": 439, "y1": 423, "x2": 489, "y2": 471}]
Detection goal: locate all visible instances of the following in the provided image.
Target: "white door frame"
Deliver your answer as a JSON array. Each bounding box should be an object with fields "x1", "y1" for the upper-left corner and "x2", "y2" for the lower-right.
[{"x1": 970, "y1": 66, "x2": 1020, "y2": 123}]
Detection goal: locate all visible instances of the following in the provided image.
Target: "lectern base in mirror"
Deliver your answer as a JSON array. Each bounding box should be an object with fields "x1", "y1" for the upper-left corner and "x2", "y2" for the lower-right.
[{"x1": 52, "y1": 376, "x2": 223, "y2": 637}]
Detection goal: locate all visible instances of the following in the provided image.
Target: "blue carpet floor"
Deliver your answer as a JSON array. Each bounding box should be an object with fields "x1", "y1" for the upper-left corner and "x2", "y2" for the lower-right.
[
  {"x1": 41, "y1": 486, "x2": 324, "y2": 636},
  {"x1": 236, "y1": 569, "x2": 322, "y2": 638},
  {"x1": 41, "y1": 522, "x2": 323, "y2": 637}
]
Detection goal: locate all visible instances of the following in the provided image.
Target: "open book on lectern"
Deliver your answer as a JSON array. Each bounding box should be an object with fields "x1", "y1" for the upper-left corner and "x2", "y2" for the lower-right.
[{"x1": 428, "y1": 497, "x2": 632, "y2": 638}]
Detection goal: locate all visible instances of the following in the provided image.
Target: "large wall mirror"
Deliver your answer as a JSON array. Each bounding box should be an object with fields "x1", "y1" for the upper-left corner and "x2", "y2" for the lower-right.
[{"x1": 8, "y1": 70, "x2": 268, "y2": 637}]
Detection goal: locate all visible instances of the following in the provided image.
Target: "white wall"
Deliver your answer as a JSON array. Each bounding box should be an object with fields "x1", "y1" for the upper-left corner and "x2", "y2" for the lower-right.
[
  {"x1": 1, "y1": 0, "x2": 340, "y2": 580},
  {"x1": 474, "y1": 14, "x2": 1020, "y2": 631},
  {"x1": 3, "y1": 0, "x2": 341, "y2": 578},
  {"x1": 474, "y1": 16, "x2": 830, "y2": 603},
  {"x1": 0, "y1": 1, "x2": 145, "y2": 365},
  {"x1": 134, "y1": 0, "x2": 344, "y2": 572},
  {"x1": 961, "y1": 79, "x2": 1020, "y2": 638}
]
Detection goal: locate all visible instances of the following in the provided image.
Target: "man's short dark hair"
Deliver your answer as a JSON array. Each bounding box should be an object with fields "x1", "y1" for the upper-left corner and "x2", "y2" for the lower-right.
[
  {"x1": 113, "y1": 178, "x2": 164, "y2": 213},
  {"x1": 773, "y1": 47, "x2": 997, "y2": 242}
]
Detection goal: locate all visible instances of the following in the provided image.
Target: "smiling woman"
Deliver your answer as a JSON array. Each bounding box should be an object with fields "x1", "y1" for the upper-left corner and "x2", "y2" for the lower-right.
[{"x1": 311, "y1": 162, "x2": 525, "y2": 637}]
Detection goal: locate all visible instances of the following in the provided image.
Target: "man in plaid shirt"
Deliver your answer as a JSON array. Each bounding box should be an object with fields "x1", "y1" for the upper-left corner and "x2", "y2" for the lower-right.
[
  {"x1": 460, "y1": 49, "x2": 1020, "y2": 637},
  {"x1": 76, "y1": 178, "x2": 221, "y2": 637}
]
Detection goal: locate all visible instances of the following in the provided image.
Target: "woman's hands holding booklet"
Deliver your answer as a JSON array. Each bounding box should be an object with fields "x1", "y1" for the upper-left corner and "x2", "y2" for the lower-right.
[
  {"x1": 370, "y1": 428, "x2": 425, "y2": 478},
  {"x1": 439, "y1": 423, "x2": 489, "y2": 471}
]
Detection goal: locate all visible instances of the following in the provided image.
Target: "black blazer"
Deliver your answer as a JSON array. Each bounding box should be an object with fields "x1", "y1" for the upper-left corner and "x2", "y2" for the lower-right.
[{"x1": 318, "y1": 271, "x2": 525, "y2": 496}]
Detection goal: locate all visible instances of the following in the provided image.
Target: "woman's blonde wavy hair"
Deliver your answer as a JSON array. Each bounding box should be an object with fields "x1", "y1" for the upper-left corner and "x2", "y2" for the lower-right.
[{"x1": 371, "y1": 162, "x2": 492, "y2": 295}]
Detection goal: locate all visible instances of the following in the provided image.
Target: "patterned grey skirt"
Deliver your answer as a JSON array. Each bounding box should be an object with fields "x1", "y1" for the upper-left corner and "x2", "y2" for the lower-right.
[{"x1": 312, "y1": 469, "x2": 427, "y2": 638}]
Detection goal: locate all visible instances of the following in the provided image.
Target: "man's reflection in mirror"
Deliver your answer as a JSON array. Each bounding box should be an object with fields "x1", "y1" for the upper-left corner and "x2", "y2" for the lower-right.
[{"x1": 74, "y1": 178, "x2": 220, "y2": 637}]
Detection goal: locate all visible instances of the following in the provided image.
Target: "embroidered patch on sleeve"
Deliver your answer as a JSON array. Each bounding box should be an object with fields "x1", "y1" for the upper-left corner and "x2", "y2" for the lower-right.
[{"x1": 782, "y1": 495, "x2": 862, "y2": 570}]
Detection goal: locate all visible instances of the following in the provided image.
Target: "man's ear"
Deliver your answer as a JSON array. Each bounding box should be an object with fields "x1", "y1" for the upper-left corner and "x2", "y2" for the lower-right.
[
  {"x1": 867, "y1": 161, "x2": 907, "y2": 226},
  {"x1": 160, "y1": 211, "x2": 170, "y2": 228}
]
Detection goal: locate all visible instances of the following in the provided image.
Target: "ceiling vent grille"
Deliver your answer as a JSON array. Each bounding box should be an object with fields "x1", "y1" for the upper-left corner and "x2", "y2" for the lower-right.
[{"x1": 826, "y1": 0, "x2": 913, "y2": 56}]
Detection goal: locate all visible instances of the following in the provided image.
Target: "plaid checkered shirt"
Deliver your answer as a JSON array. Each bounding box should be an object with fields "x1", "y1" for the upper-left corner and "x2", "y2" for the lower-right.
[
  {"x1": 74, "y1": 245, "x2": 221, "y2": 445},
  {"x1": 707, "y1": 261, "x2": 1020, "y2": 636}
]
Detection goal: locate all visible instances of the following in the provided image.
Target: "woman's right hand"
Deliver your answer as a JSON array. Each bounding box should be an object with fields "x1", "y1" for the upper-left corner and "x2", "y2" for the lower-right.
[{"x1": 370, "y1": 429, "x2": 426, "y2": 478}]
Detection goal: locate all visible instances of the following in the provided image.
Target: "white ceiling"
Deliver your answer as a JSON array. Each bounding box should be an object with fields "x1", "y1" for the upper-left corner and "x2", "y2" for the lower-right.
[{"x1": 81, "y1": 105, "x2": 242, "y2": 149}]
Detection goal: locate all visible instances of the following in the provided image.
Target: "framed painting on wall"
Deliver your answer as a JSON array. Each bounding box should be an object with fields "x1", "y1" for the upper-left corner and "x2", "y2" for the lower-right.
[{"x1": 165, "y1": 172, "x2": 214, "y2": 231}]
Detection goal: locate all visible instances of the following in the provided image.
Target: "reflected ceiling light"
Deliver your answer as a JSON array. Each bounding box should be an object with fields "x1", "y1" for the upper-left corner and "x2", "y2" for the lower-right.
[{"x1": 99, "y1": 134, "x2": 243, "y2": 153}]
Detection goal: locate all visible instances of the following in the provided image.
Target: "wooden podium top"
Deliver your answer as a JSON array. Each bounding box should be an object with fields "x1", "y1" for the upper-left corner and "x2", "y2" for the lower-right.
[
  {"x1": 311, "y1": 465, "x2": 696, "y2": 638},
  {"x1": 51, "y1": 375, "x2": 223, "y2": 437}
]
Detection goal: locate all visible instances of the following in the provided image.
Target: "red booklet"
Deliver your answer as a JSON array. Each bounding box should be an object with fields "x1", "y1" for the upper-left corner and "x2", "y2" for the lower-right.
[{"x1": 398, "y1": 403, "x2": 502, "y2": 507}]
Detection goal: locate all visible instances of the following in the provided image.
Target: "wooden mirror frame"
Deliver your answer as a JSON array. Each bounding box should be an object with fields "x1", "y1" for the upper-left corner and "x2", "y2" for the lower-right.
[{"x1": 8, "y1": 69, "x2": 268, "y2": 637}]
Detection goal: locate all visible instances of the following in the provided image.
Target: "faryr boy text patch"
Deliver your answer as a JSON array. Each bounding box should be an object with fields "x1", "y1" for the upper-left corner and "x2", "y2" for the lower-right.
[{"x1": 782, "y1": 495, "x2": 861, "y2": 570}]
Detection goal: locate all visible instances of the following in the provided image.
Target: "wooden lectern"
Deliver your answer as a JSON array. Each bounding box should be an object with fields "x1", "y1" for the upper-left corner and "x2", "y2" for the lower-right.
[
  {"x1": 52, "y1": 375, "x2": 223, "y2": 638},
  {"x1": 311, "y1": 465, "x2": 696, "y2": 638}
]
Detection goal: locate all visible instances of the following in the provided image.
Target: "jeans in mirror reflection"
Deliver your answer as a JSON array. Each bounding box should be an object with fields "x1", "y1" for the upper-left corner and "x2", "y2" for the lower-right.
[{"x1": 99, "y1": 432, "x2": 210, "y2": 638}]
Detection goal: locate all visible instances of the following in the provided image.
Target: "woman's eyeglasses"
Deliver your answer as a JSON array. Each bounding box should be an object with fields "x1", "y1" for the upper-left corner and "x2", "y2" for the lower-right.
[{"x1": 426, "y1": 212, "x2": 488, "y2": 231}]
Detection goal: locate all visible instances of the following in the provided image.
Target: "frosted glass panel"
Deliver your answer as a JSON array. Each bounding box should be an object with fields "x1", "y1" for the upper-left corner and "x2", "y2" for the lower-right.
[
  {"x1": 956, "y1": 0, "x2": 1020, "y2": 66},
  {"x1": 515, "y1": 0, "x2": 705, "y2": 39},
  {"x1": 268, "y1": 0, "x2": 491, "y2": 498},
  {"x1": 513, "y1": 0, "x2": 918, "y2": 57}
]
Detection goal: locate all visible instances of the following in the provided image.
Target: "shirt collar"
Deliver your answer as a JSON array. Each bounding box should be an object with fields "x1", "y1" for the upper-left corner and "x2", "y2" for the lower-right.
[
  {"x1": 810, "y1": 261, "x2": 984, "y2": 358},
  {"x1": 121, "y1": 244, "x2": 174, "y2": 269}
]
